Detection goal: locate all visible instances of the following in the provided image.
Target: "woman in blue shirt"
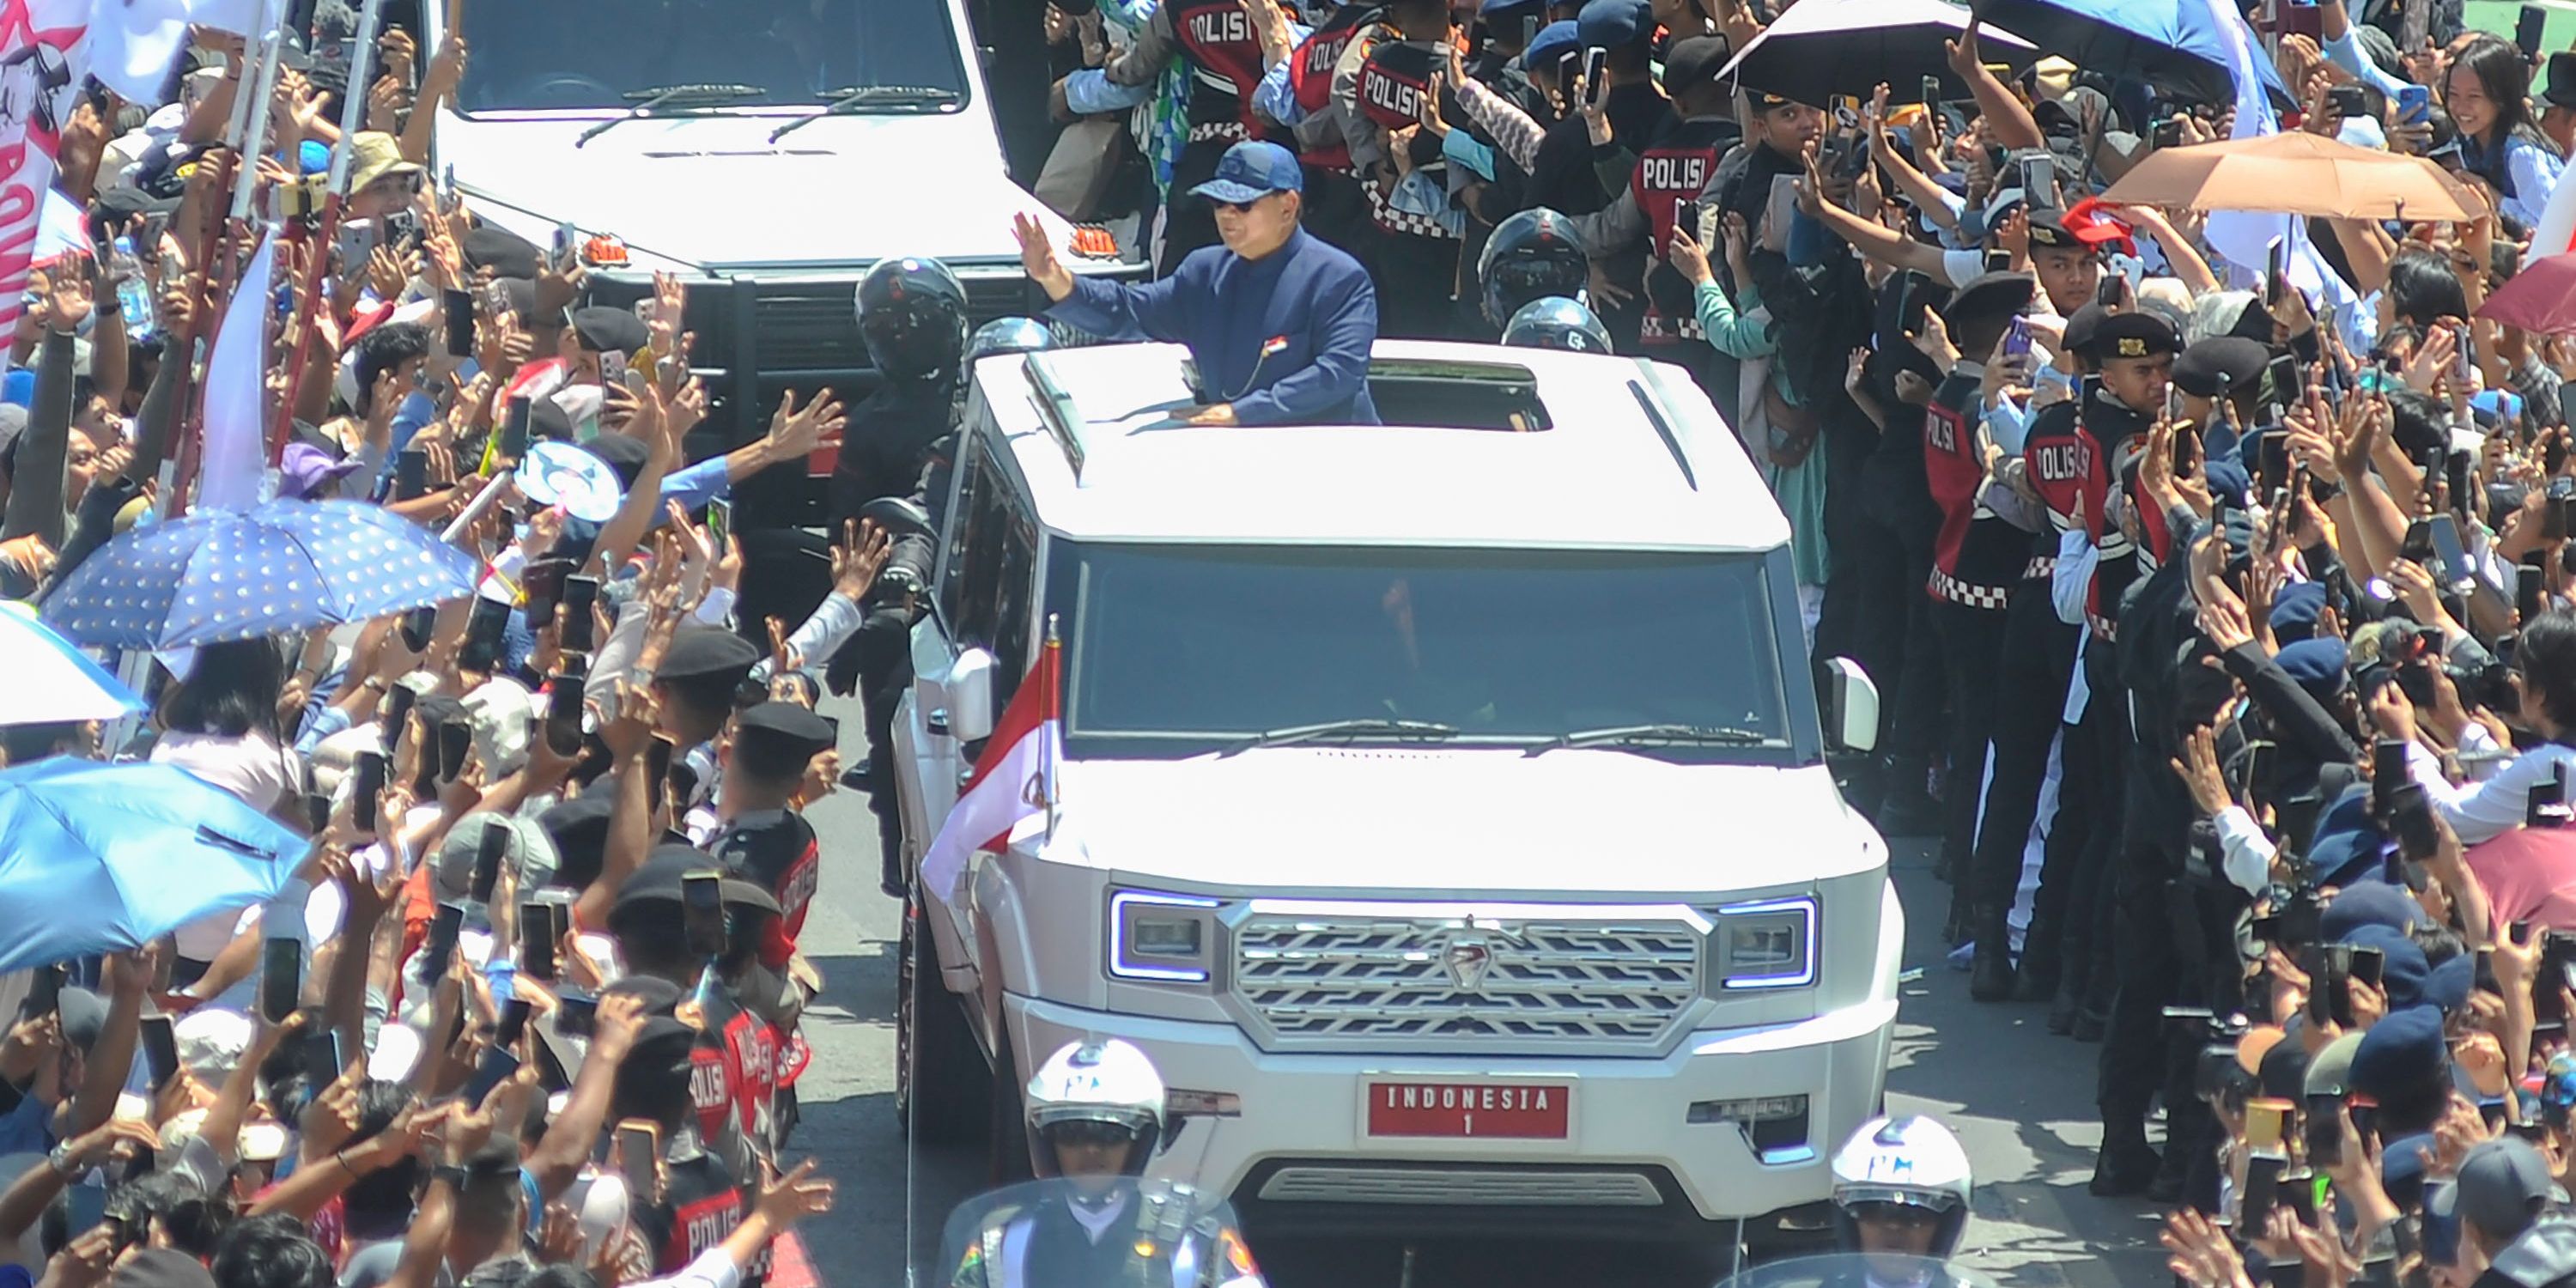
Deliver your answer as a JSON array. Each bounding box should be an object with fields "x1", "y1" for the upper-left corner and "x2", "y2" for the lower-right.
[{"x1": 2445, "y1": 36, "x2": 2567, "y2": 228}]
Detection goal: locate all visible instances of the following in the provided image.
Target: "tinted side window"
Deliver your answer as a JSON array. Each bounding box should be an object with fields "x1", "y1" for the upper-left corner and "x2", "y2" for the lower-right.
[{"x1": 945, "y1": 443, "x2": 1038, "y2": 703}]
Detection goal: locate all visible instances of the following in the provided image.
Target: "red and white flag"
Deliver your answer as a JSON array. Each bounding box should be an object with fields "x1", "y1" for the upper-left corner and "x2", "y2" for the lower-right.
[
  {"x1": 918, "y1": 633, "x2": 1060, "y2": 904},
  {"x1": 0, "y1": 0, "x2": 93, "y2": 367}
]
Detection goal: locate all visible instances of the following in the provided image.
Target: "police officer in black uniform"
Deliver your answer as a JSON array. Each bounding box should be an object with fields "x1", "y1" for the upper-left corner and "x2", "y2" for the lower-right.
[{"x1": 828, "y1": 257, "x2": 971, "y2": 894}]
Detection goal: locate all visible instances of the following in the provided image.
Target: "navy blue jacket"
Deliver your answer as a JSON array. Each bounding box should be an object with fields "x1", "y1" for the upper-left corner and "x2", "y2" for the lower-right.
[{"x1": 1047, "y1": 228, "x2": 1380, "y2": 425}]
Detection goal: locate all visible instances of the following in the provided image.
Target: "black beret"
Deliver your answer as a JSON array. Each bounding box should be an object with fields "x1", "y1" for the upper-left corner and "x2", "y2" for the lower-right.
[
  {"x1": 568, "y1": 306, "x2": 648, "y2": 355},
  {"x1": 536, "y1": 794, "x2": 614, "y2": 889},
  {"x1": 659, "y1": 624, "x2": 762, "y2": 684},
  {"x1": 1941, "y1": 270, "x2": 2034, "y2": 331},
  {"x1": 2173, "y1": 336, "x2": 2271, "y2": 398},
  {"x1": 2081, "y1": 310, "x2": 2181, "y2": 362}
]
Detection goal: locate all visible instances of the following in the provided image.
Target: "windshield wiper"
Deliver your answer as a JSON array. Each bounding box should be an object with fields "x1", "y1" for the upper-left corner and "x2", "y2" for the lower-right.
[
  {"x1": 576, "y1": 83, "x2": 769, "y2": 147},
  {"x1": 1226, "y1": 718, "x2": 1460, "y2": 753},
  {"x1": 1533, "y1": 723, "x2": 1770, "y2": 754},
  {"x1": 768, "y1": 84, "x2": 963, "y2": 143}
]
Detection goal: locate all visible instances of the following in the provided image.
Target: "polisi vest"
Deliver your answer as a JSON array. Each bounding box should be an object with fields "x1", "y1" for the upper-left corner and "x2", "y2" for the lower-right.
[
  {"x1": 1629, "y1": 117, "x2": 1731, "y2": 343},
  {"x1": 1172, "y1": 0, "x2": 1272, "y2": 133},
  {"x1": 1290, "y1": 3, "x2": 1377, "y2": 169},
  {"x1": 1924, "y1": 368, "x2": 2023, "y2": 610},
  {"x1": 1357, "y1": 39, "x2": 1458, "y2": 239}
]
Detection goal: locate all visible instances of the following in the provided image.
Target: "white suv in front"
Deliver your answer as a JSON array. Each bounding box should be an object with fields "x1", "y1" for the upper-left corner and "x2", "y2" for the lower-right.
[{"x1": 892, "y1": 339, "x2": 1900, "y2": 1248}]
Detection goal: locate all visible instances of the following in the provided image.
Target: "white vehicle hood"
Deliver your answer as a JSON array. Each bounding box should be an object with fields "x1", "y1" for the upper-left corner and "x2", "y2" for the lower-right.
[
  {"x1": 438, "y1": 112, "x2": 1047, "y2": 271},
  {"x1": 1040, "y1": 749, "x2": 1882, "y2": 897}
]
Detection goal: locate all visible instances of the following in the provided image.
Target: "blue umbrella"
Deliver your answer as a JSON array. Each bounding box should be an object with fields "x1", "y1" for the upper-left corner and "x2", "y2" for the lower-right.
[
  {"x1": 1971, "y1": 0, "x2": 2297, "y2": 111},
  {"x1": 0, "y1": 604, "x2": 143, "y2": 725},
  {"x1": 41, "y1": 498, "x2": 479, "y2": 650},
  {"x1": 0, "y1": 758, "x2": 310, "y2": 975}
]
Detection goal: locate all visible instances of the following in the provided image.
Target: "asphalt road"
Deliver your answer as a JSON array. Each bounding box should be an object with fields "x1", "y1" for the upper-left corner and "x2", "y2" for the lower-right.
[{"x1": 781, "y1": 716, "x2": 2173, "y2": 1287}]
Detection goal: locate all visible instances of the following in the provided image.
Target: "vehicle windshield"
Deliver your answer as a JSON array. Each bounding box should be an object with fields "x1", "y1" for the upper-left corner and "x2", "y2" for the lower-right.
[
  {"x1": 454, "y1": 0, "x2": 969, "y2": 113},
  {"x1": 1064, "y1": 544, "x2": 1794, "y2": 749}
]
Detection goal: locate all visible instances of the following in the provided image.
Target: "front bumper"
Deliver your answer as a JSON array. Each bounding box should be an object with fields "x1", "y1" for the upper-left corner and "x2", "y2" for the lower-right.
[{"x1": 1005, "y1": 991, "x2": 1895, "y2": 1238}]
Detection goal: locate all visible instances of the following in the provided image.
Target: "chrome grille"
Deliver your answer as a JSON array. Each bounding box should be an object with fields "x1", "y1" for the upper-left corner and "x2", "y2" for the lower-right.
[
  {"x1": 749, "y1": 289, "x2": 863, "y2": 371},
  {"x1": 1230, "y1": 913, "x2": 1703, "y2": 1051}
]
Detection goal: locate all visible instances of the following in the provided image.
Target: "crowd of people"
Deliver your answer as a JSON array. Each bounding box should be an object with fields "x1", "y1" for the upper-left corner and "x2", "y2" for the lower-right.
[
  {"x1": 13, "y1": 0, "x2": 2576, "y2": 1281},
  {"x1": 1024, "y1": 0, "x2": 2576, "y2": 1280}
]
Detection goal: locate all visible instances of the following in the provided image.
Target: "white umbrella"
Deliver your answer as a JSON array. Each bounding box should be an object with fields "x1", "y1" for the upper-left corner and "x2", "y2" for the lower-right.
[{"x1": 0, "y1": 603, "x2": 143, "y2": 726}]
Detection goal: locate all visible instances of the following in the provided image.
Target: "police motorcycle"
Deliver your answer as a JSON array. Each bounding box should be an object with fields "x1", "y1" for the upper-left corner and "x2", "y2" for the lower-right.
[
  {"x1": 938, "y1": 1040, "x2": 1265, "y2": 1288},
  {"x1": 1713, "y1": 1116, "x2": 1994, "y2": 1288}
]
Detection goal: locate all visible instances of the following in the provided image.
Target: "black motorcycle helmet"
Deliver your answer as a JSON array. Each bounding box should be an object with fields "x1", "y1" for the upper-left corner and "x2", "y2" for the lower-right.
[
  {"x1": 854, "y1": 257, "x2": 970, "y2": 386},
  {"x1": 1476, "y1": 207, "x2": 1589, "y2": 329}
]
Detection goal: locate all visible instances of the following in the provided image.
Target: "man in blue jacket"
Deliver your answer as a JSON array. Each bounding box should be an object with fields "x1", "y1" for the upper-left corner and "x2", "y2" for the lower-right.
[{"x1": 1013, "y1": 140, "x2": 1381, "y2": 426}]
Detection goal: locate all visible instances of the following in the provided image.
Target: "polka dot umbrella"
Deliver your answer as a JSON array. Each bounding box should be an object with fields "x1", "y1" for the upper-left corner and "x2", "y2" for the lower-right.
[{"x1": 39, "y1": 498, "x2": 481, "y2": 651}]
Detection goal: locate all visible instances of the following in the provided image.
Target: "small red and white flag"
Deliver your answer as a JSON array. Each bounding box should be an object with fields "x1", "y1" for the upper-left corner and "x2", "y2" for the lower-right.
[{"x1": 918, "y1": 629, "x2": 1061, "y2": 903}]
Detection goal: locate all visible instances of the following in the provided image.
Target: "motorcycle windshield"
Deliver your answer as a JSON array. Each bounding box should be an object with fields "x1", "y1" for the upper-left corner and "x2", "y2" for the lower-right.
[
  {"x1": 1712, "y1": 1254, "x2": 2001, "y2": 1288},
  {"x1": 935, "y1": 1179, "x2": 1262, "y2": 1288}
]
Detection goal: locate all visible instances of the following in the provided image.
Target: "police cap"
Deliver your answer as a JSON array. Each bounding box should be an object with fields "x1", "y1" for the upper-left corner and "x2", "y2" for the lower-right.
[
  {"x1": 1662, "y1": 37, "x2": 1729, "y2": 98},
  {"x1": 463, "y1": 225, "x2": 543, "y2": 281},
  {"x1": 2026, "y1": 209, "x2": 2089, "y2": 253},
  {"x1": 613, "y1": 842, "x2": 781, "y2": 916},
  {"x1": 658, "y1": 624, "x2": 762, "y2": 685},
  {"x1": 1575, "y1": 0, "x2": 1649, "y2": 47},
  {"x1": 735, "y1": 701, "x2": 836, "y2": 762},
  {"x1": 568, "y1": 306, "x2": 648, "y2": 356},
  {"x1": 2081, "y1": 310, "x2": 2180, "y2": 363},
  {"x1": 579, "y1": 433, "x2": 647, "y2": 490},
  {"x1": 536, "y1": 794, "x2": 614, "y2": 890},
  {"x1": 1940, "y1": 270, "x2": 2033, "y2": 331},
  {"x1": 2172, "y1": 336, "x2": 2270, "y2": 398}
]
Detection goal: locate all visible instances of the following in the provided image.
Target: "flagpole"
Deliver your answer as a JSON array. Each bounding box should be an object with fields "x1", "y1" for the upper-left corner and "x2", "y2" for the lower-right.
[
  {"x1": 224, "y1": 3, "x2": 287, "y2": 252},
  {"x1": 173, "y1": 0, "x2": 287, "y2": 516},
  {"x1": 1042, "y1": 612, "x2": 1060, "y2": 838},
  {"x1": 271, "y1": 0, "x2": 386, "y2": 467}
]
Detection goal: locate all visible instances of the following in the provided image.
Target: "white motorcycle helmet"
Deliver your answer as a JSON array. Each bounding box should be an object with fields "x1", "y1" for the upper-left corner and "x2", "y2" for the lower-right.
[
  {"x1": 1830, "y1": 1115, "x2": 1973, "y2": 1257},
  {"x1": 1025, "y1": 1039, "x2": 1166, "y2": 1180}
]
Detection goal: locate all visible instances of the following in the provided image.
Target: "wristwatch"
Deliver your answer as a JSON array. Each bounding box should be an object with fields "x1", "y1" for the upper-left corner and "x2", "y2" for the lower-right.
[
  {"x1": 430, "y1": 1164, "x2": 468, "y2": 1189},
  {"x1": 46, "y1": 1139, "x2": 79, "y2": 1178}
]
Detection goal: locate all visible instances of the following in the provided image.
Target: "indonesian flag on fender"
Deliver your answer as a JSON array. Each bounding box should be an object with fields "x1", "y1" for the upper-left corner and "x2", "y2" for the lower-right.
[{"x1": 918, "y1": 629, "x2": 1061, "y2": 904}]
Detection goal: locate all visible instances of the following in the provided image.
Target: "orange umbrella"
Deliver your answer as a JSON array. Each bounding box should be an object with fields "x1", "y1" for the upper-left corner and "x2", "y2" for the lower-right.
[{"x1": 2099, "y1": 131, "x2": 2476, "y2": 222}]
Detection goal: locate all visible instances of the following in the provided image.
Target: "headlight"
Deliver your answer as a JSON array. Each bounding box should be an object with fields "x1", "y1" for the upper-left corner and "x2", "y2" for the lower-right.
[
  {"x1": 1714, "y1": 896, "x2": 1816, "y2": 990},
  {"x1": 1108, "y1": 890, "x2": 1220, "y2": 983}
]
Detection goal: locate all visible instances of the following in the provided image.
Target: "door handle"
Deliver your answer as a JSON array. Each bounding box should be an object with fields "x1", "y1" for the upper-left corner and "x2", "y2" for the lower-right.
[{"x1": 927, "y1": 707, "x2": 951, "y2": 738}]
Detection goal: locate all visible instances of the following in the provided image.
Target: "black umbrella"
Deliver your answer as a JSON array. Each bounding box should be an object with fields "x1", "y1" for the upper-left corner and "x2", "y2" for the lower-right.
[{"x1": 1716, "y1": 0, "x2": 2040, "y2": 106}]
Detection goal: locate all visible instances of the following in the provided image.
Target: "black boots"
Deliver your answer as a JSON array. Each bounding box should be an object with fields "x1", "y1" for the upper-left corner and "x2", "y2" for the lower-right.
[
  {"x1": 1969, "y1": 908, "x2": 2014, "y2": 1002},
  {"x1": 2089, "y1": 1137, "x2": 2160, "y2": 1197},
  {"x1": 1872, "y1": 752, "x2": 1941, "y2": 837}
]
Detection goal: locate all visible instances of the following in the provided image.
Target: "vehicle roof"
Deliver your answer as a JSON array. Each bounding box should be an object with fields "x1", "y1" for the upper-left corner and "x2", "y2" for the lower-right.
[{"x1": 974, "y1": 340, "x2": 1791, "y2": 553}]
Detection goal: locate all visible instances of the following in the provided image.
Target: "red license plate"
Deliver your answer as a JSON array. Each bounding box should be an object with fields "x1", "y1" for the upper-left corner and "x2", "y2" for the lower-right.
[{"x1": 1365, "y1": 1082, "x2": 1571, "y2": 1139}]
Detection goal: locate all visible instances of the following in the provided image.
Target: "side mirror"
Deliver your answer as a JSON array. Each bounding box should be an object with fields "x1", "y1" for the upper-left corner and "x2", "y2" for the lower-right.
[
  {"x1": 1820, "y1": 657, "x2": 1880, "y2": 755},
  {"x1": 948, "y1": 647, "x2": 998, "y2": 743}
]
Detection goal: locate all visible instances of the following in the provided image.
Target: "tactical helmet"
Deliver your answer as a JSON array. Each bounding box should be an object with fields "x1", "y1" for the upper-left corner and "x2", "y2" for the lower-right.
[
  {"x1": 854, "y1": 257, "x2": 970, "y2": 385},
  {"x1": 1500, "y1": 296, "x2": 1613, "y2": 354},
  {"x1": 1025, "y1": 1039, "x2": 1165, "y2": 1179},
  {"x1": 1477, "y1": 207, "x2": 1589, "y2": 328}
]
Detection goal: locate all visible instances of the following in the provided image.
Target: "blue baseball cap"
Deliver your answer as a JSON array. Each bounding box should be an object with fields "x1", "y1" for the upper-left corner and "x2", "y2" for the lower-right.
[{"x1": 1189, "y1": 140, "x2": 1303, "y2": 205}]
